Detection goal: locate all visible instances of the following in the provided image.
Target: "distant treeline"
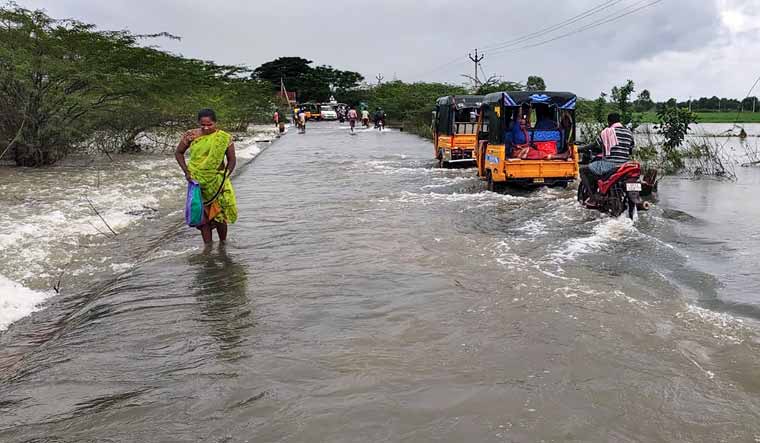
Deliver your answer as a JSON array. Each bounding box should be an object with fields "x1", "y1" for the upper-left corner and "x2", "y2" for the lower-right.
[{"x1": 578, "y1": 88, "x2": 759, "y2": 116}]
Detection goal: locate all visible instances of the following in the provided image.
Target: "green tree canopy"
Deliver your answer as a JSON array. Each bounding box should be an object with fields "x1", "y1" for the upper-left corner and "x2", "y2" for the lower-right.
[
  {"x1": 611, "y1": 80, "x2": 636, "y2": 126},
  {"x1": 526, "y1": 76, "x2": 547, "y2": 91},
  {"x1": 0, "y1": 4, "x2": 274, "y2": 166},
  {"x1": 634, "y1": 89, "x2": 654, "y2": 112},
  {"x1": 476, "y1": 81, "x2": 525, "y2": 95},
  {"x1": 252, "y1": 57, "x2": 364, "y2": 103}
]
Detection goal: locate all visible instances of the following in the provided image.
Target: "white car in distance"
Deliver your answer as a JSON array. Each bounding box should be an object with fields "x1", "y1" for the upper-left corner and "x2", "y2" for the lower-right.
[{"x1": 320, "y1": 105, "x2": 338, "y2": 120}]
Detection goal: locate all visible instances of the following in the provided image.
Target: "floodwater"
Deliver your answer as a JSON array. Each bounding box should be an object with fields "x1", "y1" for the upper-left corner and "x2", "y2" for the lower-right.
[{"x1": 2, "y1": 123, "x2": 760, "y2": 442}]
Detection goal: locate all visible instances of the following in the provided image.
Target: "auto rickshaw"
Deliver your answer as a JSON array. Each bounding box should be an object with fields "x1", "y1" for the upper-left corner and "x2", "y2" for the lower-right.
[
  {"x1": 474, "y1": 91, "x2": 579, "y2": 191},
  {"x1": 433, "y1": 95, "x2": 483, "y2": 168},
  {"x1": 299, "y1": 102, "x2": 321, "y2": 121}
]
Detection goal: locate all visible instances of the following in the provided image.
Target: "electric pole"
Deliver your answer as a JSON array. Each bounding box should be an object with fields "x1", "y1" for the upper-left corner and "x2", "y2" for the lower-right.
[
  {"x1": 468, "y1": 49, "x2": 485, "y2": 87},
  {"x1": 376, "y1": 73, "x2": 384, "y2": 85}
]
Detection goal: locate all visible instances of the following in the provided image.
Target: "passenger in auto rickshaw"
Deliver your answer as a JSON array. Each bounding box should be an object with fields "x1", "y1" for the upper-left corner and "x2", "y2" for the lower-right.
[{"x1": 506, "y1": 104, "x2": 570, "y2": 160}]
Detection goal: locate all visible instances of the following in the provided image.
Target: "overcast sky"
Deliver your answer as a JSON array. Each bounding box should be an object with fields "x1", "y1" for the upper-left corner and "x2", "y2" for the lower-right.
[{"x1": 16, "y1": 0, "x2": 760, "y2": 100}]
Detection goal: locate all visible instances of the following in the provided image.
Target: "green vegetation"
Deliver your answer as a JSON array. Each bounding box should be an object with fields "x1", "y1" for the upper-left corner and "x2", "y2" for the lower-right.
[
  {"x1": 253, "y1": 57, "x2": 363, "y2": 103},
  {"x1": 526, "y1": 76, "x2": 547, "y2": 92},
  {"x1": 611, "y1": 80, "x2": 637, "y2": 127},
  {"x1": 0, "y1": 4, "x2": 275, "y2": 166},
  {"x1": 654, "y1": 102, "x2": 699, "y2": 172},
  {"x1": 364, "y1": 81, "x2": 467, "y2": 138}
]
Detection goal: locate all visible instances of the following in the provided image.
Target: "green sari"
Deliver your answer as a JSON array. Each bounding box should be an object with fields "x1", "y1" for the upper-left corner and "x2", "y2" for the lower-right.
[{"x1": 188, "y1": 130, "x2": 238, "y2": 224}]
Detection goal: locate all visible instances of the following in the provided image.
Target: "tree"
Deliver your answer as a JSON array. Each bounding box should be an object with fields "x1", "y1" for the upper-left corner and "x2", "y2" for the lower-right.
[
  {"x1": 0, "y1": 4, "x2": 275, "y2": 165},
  {"x1": 476, "y1": 81, "x2": 524, "y2": 95},
  {"x1": 0, "y1": 5, "x2": 166, "y2": 165},
  {"x1": 611, "y1": 80, "x2": 635, "y2": 126},
  {"x1": 593, "y1": 92, "x2": 608, "y2": 125},
  {"x1": 634, "y1": 89, "x2": 654, "y2": 112},
  {"x1": 252, "y1": 57, "x2": 363, "y2": 102},
  {"x1": 655, "y1": 99, "x2": 698, "y2": 172},
  {"x1": 525, "y1": 76, "x2": 546, "y2": 91}
]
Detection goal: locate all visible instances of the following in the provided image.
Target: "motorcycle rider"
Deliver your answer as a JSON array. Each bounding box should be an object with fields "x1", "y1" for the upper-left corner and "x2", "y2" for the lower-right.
[
  {"x1": 361, "y1": 109, "x2": 370, "y2": 128},
  {"x1": 579, "y1": 113, "x2": 634, "y2": 205},
  {"x1": 373, "y1": 107, "x2": 386, "y2": 129}
]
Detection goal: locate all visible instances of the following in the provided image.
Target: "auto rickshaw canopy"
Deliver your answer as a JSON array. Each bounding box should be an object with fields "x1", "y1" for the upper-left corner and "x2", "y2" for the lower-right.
[
  {"x1": 482, "y1": 91, "x2": 576, "y2": 110},
  {"x1": 435, "y1": 95, "x2": 484, "y2": 136}
]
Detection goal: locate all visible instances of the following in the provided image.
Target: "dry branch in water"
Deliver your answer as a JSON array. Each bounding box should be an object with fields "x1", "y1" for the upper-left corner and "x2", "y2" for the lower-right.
[
  {"x1": 0, "y1": 115, "x2": 27, "y2": 161},
  {"x1": 85, "y1": 196, "x2": 118, "y2": 237},
  {"x1": 741, "y1": 139, "x2": 760, "y2": 167}
]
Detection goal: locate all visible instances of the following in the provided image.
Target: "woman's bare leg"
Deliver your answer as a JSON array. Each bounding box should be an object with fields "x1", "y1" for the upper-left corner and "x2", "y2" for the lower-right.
[
  {"x1": 200, "y1": 224, "x2": 213, "y2": 244},
  {"x1": 217, "y1": 222, "x2": 228, "y2": 243}
]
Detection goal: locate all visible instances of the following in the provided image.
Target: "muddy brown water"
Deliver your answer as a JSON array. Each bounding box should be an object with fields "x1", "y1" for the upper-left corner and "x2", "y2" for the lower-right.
[{"x1": 1, "y1": 123, "x2": 760, "y2": 442}]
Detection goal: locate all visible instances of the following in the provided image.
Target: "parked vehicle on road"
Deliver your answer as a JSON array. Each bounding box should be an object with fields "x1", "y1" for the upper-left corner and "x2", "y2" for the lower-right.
[
  {"x1": 474, "y1": 91, "x2": 579, "y2": 190},
  {"x1": 297, "y1": 102, "x2": 320, "y2": 121},
  {"x1": 433, "y1": 95, "x2": 482, "y2": 168},
  {"x1": 320, "y1": 104, "x2": 338, "y2": 120}
]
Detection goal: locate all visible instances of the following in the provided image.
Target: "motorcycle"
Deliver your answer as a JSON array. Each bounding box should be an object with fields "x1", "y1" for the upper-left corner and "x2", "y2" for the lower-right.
[
  {"x1": 374, "y1": 119, "x2": 385, "y2": 131},
  {"x1": 578, "y1": 149, "x2": 651, "y2": 219}
]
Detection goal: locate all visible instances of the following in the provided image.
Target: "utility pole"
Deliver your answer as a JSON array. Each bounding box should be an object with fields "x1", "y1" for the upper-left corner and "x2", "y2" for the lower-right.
[
  {"x1": 688, "y1": 96, "x2": 692, "y2": 112},
  {"x1": 468, "y1": 48, "x2": 485, "y2": 87},
  {"x1": 376, "y1": 73, "x2": 384, "y2": 85}
]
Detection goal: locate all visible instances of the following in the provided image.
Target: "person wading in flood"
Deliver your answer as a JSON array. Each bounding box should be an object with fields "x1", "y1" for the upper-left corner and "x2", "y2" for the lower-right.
[
  {"x1": 347, "y1": 106, "x2": 358, "y2": 133},
  {"x1": 175, "y1": 108, "x2": 238, "y2": 244}
]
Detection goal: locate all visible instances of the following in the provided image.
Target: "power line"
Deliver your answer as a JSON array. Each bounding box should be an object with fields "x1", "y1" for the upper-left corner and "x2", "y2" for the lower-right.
[
  {"x1": 409, "y1": 0, "x2": 627, "y2": 79},
  {"x1": 485, "y1": 0, "x2": 665, "y2": 58},
  {"x1": 733, "y1": 75, "x2": 760, "y2": 126},
  {"x1": 480, "y1": 0, "x2": 627, "y2": 53}
]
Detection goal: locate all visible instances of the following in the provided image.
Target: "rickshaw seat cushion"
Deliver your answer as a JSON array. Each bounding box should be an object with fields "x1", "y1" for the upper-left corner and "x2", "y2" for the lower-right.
[
  {"x1": 534, "y1": 141, "x2": 558, "y2": 156},
  {"x1": 532, "y1": 130, "x2": 561, "y2": 142}
]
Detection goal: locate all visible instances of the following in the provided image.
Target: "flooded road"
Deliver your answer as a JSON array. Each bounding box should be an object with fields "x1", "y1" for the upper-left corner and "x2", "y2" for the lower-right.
[{"x1": 2, "y1": 123, "x2": 760, "y2": 442}]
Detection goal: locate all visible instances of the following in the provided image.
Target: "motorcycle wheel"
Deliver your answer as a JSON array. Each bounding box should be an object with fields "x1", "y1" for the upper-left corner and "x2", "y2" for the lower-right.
[{"x1": 608, "y1": 187, "x2": 627, "y2": 218}]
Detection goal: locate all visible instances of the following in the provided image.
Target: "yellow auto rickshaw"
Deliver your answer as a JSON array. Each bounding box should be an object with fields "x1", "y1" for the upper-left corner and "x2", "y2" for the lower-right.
[
  {"x1": 474, "y1": 91, "x2": 579, "y2": 191},
  {"x1": 433, "y1": 95, "x2": 483, "y2": 168}
]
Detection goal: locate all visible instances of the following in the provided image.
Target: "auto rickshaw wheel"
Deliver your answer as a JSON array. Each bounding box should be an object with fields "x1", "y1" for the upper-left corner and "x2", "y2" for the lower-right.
[{"x1": 486, "y1": 171, "x2": 501, "y2": 193}]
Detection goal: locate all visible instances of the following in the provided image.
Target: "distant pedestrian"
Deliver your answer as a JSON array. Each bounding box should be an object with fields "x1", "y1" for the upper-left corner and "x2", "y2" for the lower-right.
[
  {"x1": 273, "y1": 110, "x2": 280, "y2": 127},
  {"x1": 361, "y1": 109, "x2": 370, "y2": 128},
  {"x1": 348, "y1": 107, "x2": 358, "y2": 132}
]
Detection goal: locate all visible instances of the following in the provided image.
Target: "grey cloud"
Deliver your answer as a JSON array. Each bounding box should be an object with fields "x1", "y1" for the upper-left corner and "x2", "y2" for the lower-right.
[{"x1": 16, "y1": 0, "x2": 742, "y2": 98}]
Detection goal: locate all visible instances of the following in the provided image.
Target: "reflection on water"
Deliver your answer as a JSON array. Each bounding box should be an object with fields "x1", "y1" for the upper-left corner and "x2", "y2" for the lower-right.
[{"x1": 190, "y1": 245, "x2": 252, "y2": 361}]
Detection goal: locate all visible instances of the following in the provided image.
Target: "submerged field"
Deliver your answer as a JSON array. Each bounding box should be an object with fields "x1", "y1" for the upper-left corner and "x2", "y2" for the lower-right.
[{"x1": 636, "y1": 111, "x2": 760, "y2": 124}]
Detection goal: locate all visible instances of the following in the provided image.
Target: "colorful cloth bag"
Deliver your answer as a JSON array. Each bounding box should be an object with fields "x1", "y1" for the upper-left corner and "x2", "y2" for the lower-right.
[{"x1": 185, "y1": 180, "x2": 205, "y2": 227}]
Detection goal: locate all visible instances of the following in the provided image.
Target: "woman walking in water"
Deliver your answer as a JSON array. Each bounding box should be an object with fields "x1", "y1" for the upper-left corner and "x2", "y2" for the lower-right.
[{"x1": 175, "y1": 109, "x2": 238, "y2": 244}]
